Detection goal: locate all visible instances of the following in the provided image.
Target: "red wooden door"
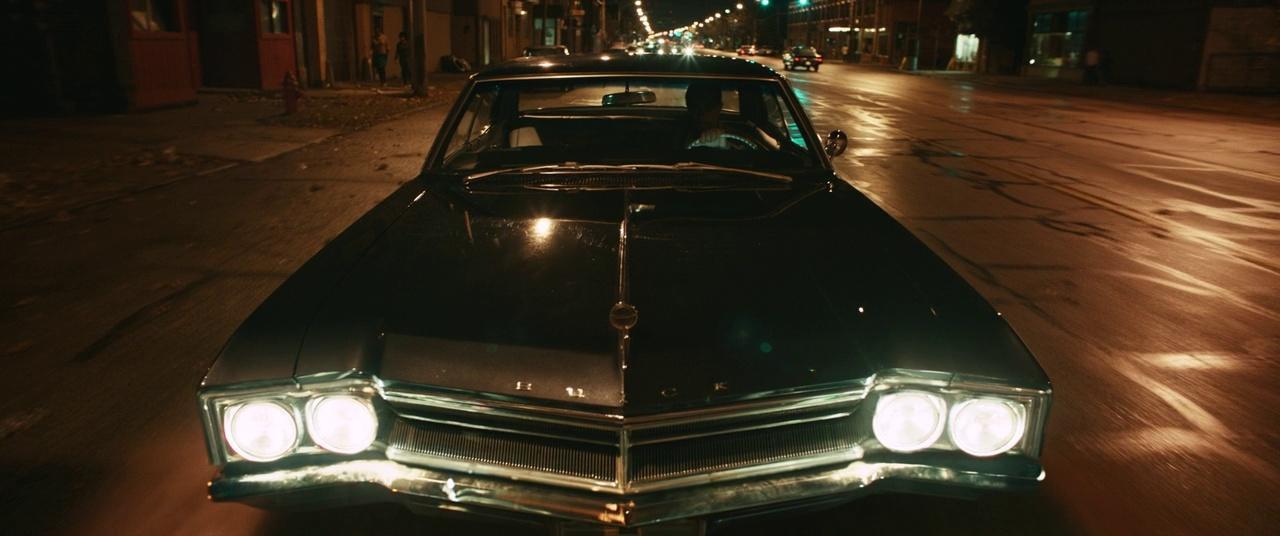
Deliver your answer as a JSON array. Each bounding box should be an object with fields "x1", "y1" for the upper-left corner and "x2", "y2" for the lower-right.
[
  {"x1": 126, "y1": 0, "x2": 197, "y2": 109},
  {"x1": 254, "y1": 0, "x2": 296, "y2": 90}
]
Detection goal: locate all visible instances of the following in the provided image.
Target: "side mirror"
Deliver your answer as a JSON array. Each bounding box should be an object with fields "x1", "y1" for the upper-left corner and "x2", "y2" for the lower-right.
[{"x1": 825, "y1": 129, "x2": 848, "y2": 157}]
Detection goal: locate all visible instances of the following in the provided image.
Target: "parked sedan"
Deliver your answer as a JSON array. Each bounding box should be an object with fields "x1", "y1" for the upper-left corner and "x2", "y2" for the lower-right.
[
  {"x1": 783, "y1": 46, "x2": 824, "y2": 71},
  {"x1": 198, "y1": 54, "x2": 1051, "y2": 534},
  {"x1": 523, "y1": 45, "x2": 570, "y2": 57},
  {"x1": 737, "y1": 44, "x2": 757, "y2": 56}
]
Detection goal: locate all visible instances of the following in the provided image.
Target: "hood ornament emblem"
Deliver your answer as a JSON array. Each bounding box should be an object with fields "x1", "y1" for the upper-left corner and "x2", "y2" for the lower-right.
[{"x1": 609, "y1": 302, "x2": 638, "y2": 330}]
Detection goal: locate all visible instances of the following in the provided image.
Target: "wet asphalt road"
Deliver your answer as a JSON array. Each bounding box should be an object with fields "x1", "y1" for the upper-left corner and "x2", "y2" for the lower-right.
[{"x1": 2, "y1": 58, "x2": 1278, "y2": 535}]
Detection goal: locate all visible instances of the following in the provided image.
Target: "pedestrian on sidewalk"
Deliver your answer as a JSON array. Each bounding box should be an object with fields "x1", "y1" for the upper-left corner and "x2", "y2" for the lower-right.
[
  {"x1": 395, "y1": 32, "x2": 411, "y2": 87},
  {"x1": 372, "y1": 31, "x2": 389, "y2": 86},
  {"x1": 1084, "y1": 48, "x2": 1100, "y2": 85}
]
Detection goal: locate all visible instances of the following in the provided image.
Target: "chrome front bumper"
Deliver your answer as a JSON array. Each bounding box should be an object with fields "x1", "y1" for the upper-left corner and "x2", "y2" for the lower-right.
[{"x1": 210, "y1": 457, "x2": 1042, "y2": 527}]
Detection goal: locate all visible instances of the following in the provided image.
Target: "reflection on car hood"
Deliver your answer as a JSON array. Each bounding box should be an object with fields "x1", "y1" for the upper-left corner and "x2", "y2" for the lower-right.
[{"x1": 290, "y1": 176, "x2": 1047, "y2": 414}]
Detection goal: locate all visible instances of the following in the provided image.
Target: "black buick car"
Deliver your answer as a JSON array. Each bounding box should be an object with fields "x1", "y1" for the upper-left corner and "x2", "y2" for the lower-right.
[{"x1": 198, "y1": 54, "x2": 1051, "y2": 534}]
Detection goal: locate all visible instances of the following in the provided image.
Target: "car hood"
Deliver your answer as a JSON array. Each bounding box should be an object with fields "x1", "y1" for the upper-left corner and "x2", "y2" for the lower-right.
[{"x1": 291, "y1": 176, "x2": 1047, "y2": 414}]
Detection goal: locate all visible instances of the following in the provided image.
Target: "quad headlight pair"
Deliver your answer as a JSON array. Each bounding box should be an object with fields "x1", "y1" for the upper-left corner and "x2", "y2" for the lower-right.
[
  {"x1": 872, "y1": 390, "x2": 1027, "y2": 457},
  {"x1": 223, "y1": 396, "x2": 377, "y2": 462}
]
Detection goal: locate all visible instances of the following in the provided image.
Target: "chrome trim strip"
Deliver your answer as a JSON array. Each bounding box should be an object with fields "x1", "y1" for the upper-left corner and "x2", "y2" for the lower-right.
[
  {"x1": 394, "y1": 413, "x2": 619, "y2": 447},
  {"x1": 386, "y1": 448, "x2": 621, "y2": 493},
  {"x1": 615, "y1": 189, "x2": 631, "y2": 402},
  {"x1": 627, "y1": 410, "x2": 854, "y2": 447},
  {"x1": 626, "y1": 448, "x2": 863, "y2": 494},
  {"x1": 379, "y1": 388, "x2": 625, "y2": 429},
  {"x1": 210, "y1": 458, "x2": 1039, "y2": 527},
  {"x1": 621, "y1": 387, "x2": 867, "y2": 429}
]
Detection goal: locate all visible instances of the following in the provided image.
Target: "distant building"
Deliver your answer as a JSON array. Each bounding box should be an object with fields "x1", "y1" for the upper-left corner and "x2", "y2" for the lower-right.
[
  {"x1": 3, "y1": 0, "x2": 579, "y2": 116},
  {"x1": 293, "y1": 0, "x2": 509, "y2": 87},
  {"x1": 514, "y1": 0, "x2": 612, "y2": 56},
  {"x1": 788, "y1": 0, "x2": 956, "y2": 70},
  {"x1": 787, "y1": 0, "x2": 852, "y2": 55},
  {"x1": 1024, "y1": 0, "x2": 1279, "y2": 91}
]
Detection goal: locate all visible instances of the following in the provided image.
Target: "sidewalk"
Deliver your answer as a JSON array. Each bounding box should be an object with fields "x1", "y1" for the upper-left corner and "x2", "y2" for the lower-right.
[
  {"x1": 0, "y1": 74, "x2": 468, "y2": 231},
  {"x1": 911, "y1": 69, "x2": 1280, "y2": 122}
]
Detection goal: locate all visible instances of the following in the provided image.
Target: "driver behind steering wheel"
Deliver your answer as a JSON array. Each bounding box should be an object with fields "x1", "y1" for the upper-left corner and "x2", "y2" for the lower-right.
[{"x1": 683, "y1": 81, "x2": 732, "y2": 149}]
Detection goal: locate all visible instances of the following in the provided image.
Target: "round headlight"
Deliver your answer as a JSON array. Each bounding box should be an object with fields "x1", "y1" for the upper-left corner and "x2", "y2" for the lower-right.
[
  {"x1": 307, "y1": 396, "x2": 378, "y2": 454},
  {"x1": 949, "y1": 398, "x2": 1026, "y2": 457},
  {"x1": 224, "y1": 401, "x2": 298, "y2": 462},
  {"x1": 872, "y1": 391, "x2": 946, "y2": 452}
]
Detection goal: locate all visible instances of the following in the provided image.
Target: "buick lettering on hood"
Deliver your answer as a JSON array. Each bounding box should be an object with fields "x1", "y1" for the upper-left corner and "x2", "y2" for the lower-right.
[{"x1": 197, "y1": 54, "x2": 1051, "y2": 533}]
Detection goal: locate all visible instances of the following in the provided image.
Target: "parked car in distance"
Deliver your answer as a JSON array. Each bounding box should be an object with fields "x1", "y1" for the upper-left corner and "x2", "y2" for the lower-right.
[
  {"x1": 737, "y1": 44, "x2": 757, "y2": 56},
  {"x1": 523, "y1": 45, "x2": 570, "y2": 57},
  {"x1": 756, "y1": 46, "x2": 775, "y2": 56},
  {"x1": 783, "y1": 46, "x2": 824, "y2": 71}
]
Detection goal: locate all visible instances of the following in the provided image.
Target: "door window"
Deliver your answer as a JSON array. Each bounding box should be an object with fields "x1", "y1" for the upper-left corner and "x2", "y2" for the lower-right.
[
  {"x1": 130, "y1": 0, "x2": 180, "y2": 33},
  {"x1": 260, "y1": 1, "x2": 290, "y2": 34}
]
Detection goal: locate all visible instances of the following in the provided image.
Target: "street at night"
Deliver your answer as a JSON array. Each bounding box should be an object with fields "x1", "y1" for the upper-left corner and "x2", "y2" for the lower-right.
[
  {"x1": 3, "y1": 1, "x2": 1280, "y2": 535},
  {"x1": 3, "y1": 57, "x2": 1277, "y2": 534}
]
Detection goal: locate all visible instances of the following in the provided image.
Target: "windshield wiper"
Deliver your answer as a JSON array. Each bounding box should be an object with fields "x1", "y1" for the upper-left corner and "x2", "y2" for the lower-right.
[
  {"x1": 464, "y1": 162, "x2": 792, "y2": 184},
  {"x1": 664, "y1": 162, "x2": 792, "y2": 182}
]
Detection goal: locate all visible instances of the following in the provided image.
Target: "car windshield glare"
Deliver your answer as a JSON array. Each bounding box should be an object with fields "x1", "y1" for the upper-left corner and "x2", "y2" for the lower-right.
[{"x1": 438, "y1": 76, "x2": 818, "y2": 173}]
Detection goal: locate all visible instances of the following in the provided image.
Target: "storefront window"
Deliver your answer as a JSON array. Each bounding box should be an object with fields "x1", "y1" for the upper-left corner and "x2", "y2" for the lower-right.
[
  {"x1": 261, "y1": 1, "x2": 289, "y2": 34},
  {"x1": 955, "y1": 34, "x2": 979, "y2": 64},
  {"x1": 130, "y1": 0, "x2": 179, "y2": 33},
  {"x1": 533, "y1": 18, "x2": 557, "y2": 46},
  {"x1": 1029, "y1": 10, "x2": 1087, "y2": 68}
]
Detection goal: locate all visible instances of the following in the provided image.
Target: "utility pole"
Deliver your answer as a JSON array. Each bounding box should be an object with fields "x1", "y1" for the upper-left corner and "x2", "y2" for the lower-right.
[
  {"x1": 598, "y1": 0, "x2": 607, "y2": 50},
  {"x1": 408, "y1": 0, "x2": 429, "y2": 96},
  {"x1": 847, "y1": 0, "x2": 855, "y2": 61},
  {"x1": 910, "y1": 0, "x2": 923, "y2": 70}
]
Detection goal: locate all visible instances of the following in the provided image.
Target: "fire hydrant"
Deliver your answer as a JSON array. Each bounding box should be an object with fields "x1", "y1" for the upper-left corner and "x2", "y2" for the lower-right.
[{"x1": 282, "y1": 72, "x2": 303, "y2": 115}]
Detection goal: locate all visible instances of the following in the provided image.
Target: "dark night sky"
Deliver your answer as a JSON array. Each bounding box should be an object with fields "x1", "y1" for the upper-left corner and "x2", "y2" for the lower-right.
[{"x1": 640, "y1": 0, "x2": 741, "y2": 32}]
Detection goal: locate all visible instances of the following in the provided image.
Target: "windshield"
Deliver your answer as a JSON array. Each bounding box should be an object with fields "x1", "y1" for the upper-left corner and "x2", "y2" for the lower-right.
[{"x1": 436, "y1": 76, "x2": 819, "y2": 173}]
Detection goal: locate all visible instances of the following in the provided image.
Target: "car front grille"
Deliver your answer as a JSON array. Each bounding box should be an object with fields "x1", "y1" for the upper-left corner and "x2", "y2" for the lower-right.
[
  {"x1": 384, "y1": 389, "x2": 865, "y2": 493},
  {"x1": 627, "y1": 413, "x2": 858, "y2": 483},
  {"x1": 389, "y1": 419, "x2": 619, "y2": 482}
]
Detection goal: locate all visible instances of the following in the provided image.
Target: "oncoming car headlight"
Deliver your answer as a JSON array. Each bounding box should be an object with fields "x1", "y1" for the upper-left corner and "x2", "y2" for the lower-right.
[
  {"x1": 872, "y1": 391, "x2": 946, "y2": 452},
  {"x1": 223, "y1": 401, "x2": 299, "y2": 462},
  {"x1": 949, "y1": 398, "x2": 1026, "y2": 457},
  {"x1": 306, "y1": 395, "x2": 378, "y2": 454}
]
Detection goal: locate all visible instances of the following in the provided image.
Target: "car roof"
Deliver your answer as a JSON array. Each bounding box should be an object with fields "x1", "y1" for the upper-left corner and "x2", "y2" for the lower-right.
[{"x1": 475, "y1": 54, "x2": 779, "y2": 80}]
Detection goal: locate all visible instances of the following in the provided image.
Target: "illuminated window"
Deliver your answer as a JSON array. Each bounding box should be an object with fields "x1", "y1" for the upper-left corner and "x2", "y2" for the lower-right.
[
  {"x1": 129, "y1": 0, "x2": 179, "y2": 33},
  {"x1": 1029, "y1": 10, "x2": 1087, "y2": 68},
  {"x1": 261, "y1": 1, "x2": 290, "y2": 34},
  {"x1": 955, "y1": 34, "x2": 979, "y2": 64}
]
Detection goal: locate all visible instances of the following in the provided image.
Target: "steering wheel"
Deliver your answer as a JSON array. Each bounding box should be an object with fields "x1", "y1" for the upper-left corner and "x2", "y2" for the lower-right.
[{"x1": 686, "y1": 131, "x2": 762, "y2": 150}]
